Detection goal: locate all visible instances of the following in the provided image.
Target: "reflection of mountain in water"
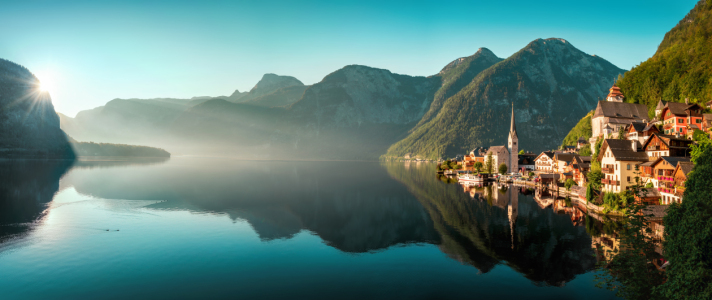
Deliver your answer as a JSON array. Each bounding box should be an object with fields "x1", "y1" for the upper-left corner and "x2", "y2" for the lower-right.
[
  {"x1": 62, "y1": 160, "x2": 440, "y2": 253},
  {"x1": 383, "y1": 162, "x2": 597, "y2": 286},
  {"x1": 0, "y1": 160, "x2": 73, "y2": 244}
]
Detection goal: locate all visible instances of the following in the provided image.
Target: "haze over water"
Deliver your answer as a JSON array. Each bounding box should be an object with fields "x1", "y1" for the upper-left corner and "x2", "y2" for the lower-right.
[{"x1": 0, "y1": 158, "x2": 618, "y2": 299}]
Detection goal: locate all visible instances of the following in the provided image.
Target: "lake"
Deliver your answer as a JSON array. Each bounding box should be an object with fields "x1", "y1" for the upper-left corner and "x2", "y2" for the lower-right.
[{"x1": 0, "y1": 157, "x2": 619, "y2": 299}]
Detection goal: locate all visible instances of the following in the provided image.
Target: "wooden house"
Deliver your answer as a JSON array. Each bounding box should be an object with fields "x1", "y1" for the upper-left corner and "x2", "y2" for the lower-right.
[
  {"x1": 534, "y1": 151, "x2": 555, "y2": 173},
  {"x1": 648, "y1": 157, "x2": 691, "y2": 204},
  {"x1": 641, "y1": 133, "x2": 693, "y2": 159}
]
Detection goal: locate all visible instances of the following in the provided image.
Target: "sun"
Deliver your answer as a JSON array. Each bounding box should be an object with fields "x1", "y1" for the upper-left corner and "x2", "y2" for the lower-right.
[{"x1": 34, "y1": 71, "x2": 55, "y2": 94}]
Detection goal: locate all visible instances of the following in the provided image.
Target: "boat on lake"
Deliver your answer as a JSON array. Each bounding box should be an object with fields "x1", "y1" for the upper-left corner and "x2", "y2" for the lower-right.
[{"x1": 458, "y1": 173, "x2": 489, "y2": 183}]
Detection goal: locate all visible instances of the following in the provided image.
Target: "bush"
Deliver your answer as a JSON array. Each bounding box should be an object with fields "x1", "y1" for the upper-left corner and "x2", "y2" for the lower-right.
[{"x1": 565, "y1": 178, "x2": 576, "y2": 191}]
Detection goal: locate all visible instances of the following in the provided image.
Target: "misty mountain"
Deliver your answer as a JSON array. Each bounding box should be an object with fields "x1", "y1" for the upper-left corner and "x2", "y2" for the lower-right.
[
  {"x1": 385, "y1": 38, "x2": 625, "y2": 159},
  {"x1": 0, "y1": 58, "x2": 74, "y2": 158},
  {"x1": 233, "y1": 73, "x2": 305, "y2": 103},
  {"x1": 61, "y1": 38, "x2": 626, "y2": 160}
]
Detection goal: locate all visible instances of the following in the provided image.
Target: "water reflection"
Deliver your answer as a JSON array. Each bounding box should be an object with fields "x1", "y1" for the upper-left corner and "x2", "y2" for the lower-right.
[
  {"x1": 61, "y1": 159, "x2": 441, "y2": 253},
  {"x1": 0, "y1": 160, "x2": 73, "y2": 244},
  {"x1": 384, "y1": 162, "x2": 598, "y2": 286},
  {"x1": 1, "y1": 158, "x2": 605, "y2": 288}
]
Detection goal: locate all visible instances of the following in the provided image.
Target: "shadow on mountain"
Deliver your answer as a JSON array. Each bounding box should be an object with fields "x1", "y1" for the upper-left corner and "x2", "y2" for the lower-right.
[
  {"x1": 0, "y1": 160, "x2": 74, "y2": 244},
  {"x1": 383, "y1": 161, "x2": 597, "y2": 286},
  {"x1": 62, "y1": 159, "x2": 440, "y2": 253}
]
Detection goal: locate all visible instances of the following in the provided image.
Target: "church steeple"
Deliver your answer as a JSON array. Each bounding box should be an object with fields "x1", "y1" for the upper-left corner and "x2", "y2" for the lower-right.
[
  {"x1": 510, "y1": 102, "x2": 517, "y2": 139},
  {"x1": 507, "y1": 102, "x2": 519, "y2": 173}
]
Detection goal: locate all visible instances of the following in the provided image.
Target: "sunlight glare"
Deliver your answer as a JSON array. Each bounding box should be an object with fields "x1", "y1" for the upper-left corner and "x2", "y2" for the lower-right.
[{"x1": 34, "y1": 71, "x2": 55, "y2": 94}]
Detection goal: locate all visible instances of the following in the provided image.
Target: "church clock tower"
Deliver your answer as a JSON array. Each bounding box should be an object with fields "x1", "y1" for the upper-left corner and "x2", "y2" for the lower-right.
[{"x1": 508, "y1": 103, "x2": 518, "y2": 173}]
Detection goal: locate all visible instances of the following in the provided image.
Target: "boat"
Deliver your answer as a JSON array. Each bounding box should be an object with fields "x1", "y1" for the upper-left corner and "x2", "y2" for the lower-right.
[{"x1": 458, "y1": 173, "x2": 488, "y2": 183}]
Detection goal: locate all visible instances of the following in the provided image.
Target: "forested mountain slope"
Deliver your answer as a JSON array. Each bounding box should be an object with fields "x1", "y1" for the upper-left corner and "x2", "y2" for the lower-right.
[{"x1": 385, "y1": 38, "x2": 625, "y2": 159}]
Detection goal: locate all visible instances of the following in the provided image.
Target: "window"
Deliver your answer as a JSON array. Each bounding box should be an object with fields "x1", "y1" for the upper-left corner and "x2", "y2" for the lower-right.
[
  {"x1": 635, "y1": 165, "x2": 639, "y2": 171},
  {"x1": 696, "y1": 119, "x2": 701, "y2": 124},
  {"x1": 679, "y1": 118, "x2": 684, "y2": 123},
  {"x1": 627, "y1": 164, "x2": 631, "y2": 170},
  {"x1": 627, "y1": 176, "x2": 630, "y2": 182}
]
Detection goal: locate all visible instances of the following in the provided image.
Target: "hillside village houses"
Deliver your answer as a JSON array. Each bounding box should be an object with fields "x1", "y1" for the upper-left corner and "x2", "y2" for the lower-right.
[{"x1": 526, "y1": 84, "x2": 705, "y2": 207}]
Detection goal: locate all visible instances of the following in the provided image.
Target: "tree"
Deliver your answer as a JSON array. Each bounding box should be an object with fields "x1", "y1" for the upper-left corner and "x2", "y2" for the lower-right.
[
  {"x1": 596, "y1": 179, "x2": 666, "y2": 300},
  {"x1": 565, "y1": 178, "x2": 576, "y2": 191},
  {"x1": 587, "y1": 169, "x2": 603, "y2": 190},
  {"x1": 518, "y1": 149, "x2": 525, "y2": 155},
  {"x1": 498, "y1": 163, "x2": 508, "y2": 175},
  {"x1": 618, "y1": 126, "x2": 626, "y2": 140},
  {"x1": 657, "y1": 134, "x2": 712, "y2": 299},
  {"x1": 692, "y1": 129, "x2": 707, "y2": 141},
  {"x1": 473, "y1": 161, "x2": 483, "y2": 172},
  {"x1": 528, "y1": 171, "x2": 535, "y2": 178},
  {"x1": 485, "y1": 152, "x2": 493, "y2": 174},
  {"x1": 578, "y1": 146, "x2": 592, "y2": 156}
]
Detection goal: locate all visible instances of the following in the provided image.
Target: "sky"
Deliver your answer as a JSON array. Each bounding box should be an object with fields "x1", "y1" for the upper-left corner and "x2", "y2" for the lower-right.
[{"x1": 0, "y1": 0, "x2": 700, "y2": 117}]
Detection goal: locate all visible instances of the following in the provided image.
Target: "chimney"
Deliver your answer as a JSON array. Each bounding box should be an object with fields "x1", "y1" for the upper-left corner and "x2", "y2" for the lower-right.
[
  {"x1": 685, "y1": 98, "x2": 689, "y2": 105},
  {"x1": 631, "y1": 140, "x2": 636, "y2": 152}
]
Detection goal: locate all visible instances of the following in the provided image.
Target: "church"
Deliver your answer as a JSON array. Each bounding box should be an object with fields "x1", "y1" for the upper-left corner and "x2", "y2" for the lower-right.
[{"x1": 485, "y1": 103, "x2": 519, "y2": 174}]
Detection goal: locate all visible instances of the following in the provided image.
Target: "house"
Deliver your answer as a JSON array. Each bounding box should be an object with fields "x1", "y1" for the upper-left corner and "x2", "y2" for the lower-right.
[
  {"x1": 464, "y1": 147, "x2": 488, "y2": 168},
  {"x1": 703, "y1": 114, "x2": 712, "y2": 134},
  {"x1": 648, "y1": 156, "x2": 691, "y2": 204},
  {"x1": 660, "y1": 101, "x2": 704, "y2": 136},
  {"x1": 671, "y1": 161, "x2": 694, "y2": 204},
  {"x1": 562, "y1": 146, "x2": 577, "y2": 153},
  {"x1": 534, "y1": 151, "x2": 555, "y2": 173},
  {"x1": 641, "y1": 133, "x2": 693, "y2": 159},
  {"x1": 655, "y1": 99, "x2": 667, "y2": 119},
  {"x1": 625, "y1": 122, "x2": 659, "y2": 147},
  {"x1": 486, "y1": 146, "x2": 509, "y2": 172},
  {"x1": 577, "y1": 137, "x2": 587, "y2": 149},
  {"x1": 553, "y1": 153, "x2": 577, "y2": 175},
  {"x1": 589, "y1": 85, "x2": 650, "y2": 151},
  {"x1": 636, "y1": 188, "x2": 661, "y2": 205},
  {"x1": 598, "y1": 139, "x2": 648, "y2": 193},
  {"x1": 518, "y1": 153, "x2": 537, "y2": 171},
  {"x1": 571, "y1": 156, "x2": 591, "y2": 186}
]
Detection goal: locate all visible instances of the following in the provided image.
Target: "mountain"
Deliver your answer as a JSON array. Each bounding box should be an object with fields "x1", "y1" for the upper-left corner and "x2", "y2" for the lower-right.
[
  {"x1": 385, "y1": 38, "x2": 626, "y2": 159},
  {"x1": 615, "y1": 0, "x2": 712, "y2": 113},
  {"x1": 241, "y1": 85, "x2": 308, "y2": 107},
  {"x1": 0, "y1": 58, "x2": 75, "y2": 158},
  {"x1": 234, "y1": 73, "x2": 304, "y2": 103}
]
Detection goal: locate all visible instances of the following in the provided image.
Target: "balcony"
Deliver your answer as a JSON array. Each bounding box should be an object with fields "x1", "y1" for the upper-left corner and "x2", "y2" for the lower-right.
[
  {"x1": 602, "y1": 179, "x2": 620, "y2": 186},
  {"x1": 657, "y1": 176, "x2": 674, "y2": 182},
  {"x1": 602, "y1": 167, "x2": 614, "y2": 174}
]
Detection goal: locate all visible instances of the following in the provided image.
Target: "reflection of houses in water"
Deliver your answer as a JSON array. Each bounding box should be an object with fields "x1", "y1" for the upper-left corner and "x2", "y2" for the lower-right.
[{"x1": 534, "y1": 188, "x2": 556, "y2": 209}]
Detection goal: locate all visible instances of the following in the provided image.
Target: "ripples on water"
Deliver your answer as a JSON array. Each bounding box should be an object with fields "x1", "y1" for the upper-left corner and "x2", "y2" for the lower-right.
[{"x1": 0, "y1": 158, "x2": 620, "y2": 299}]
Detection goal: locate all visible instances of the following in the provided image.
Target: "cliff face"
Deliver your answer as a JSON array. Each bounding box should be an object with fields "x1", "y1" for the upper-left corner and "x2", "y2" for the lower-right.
[
  {"x1": 386, "y1": 38, "x2": 625, "y2": 159},
  {"x1": 0, "y1": 59, "x2": 74, "y2": 158}
]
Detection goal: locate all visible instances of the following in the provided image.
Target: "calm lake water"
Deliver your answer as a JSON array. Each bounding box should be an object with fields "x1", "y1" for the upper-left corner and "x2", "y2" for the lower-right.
[{"x1": 0, "y1": 158, "x2": 619, "y2": 299}]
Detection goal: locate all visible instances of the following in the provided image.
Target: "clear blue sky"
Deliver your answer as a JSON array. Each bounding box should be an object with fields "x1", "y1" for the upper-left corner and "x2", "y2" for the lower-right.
[{"x1": 0, "y1": 0, "x2": 700, "y2": 116}]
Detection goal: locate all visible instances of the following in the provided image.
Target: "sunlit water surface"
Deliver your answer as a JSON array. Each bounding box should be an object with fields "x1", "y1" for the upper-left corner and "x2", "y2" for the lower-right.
[{"x1": 0, "y1": 158, "x2": 619, "y2": 299}]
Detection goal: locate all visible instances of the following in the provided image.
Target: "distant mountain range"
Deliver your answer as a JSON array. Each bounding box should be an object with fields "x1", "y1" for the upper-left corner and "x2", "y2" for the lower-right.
[{"x1": 59, "y1": 37, "x2": 626, "y2": 160}]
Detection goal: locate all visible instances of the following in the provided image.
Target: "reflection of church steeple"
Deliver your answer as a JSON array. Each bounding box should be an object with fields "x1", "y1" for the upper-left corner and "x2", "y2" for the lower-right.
[{"x1": 507, "y1": 187, "x2": 518, "y2": 250}]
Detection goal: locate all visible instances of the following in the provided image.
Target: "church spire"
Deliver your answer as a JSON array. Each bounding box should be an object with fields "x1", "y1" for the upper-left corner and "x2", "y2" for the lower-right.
[{"x1": 510, "y1": 102, "x2": 517, "y2": 138}]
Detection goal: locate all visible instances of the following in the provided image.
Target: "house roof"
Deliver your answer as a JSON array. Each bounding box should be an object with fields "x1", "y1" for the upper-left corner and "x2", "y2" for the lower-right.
[
  {"x1": 643, "y1": 205, "x2": 669, "y2": 220},
  {"x1": 639, "y1": 188, "x2": 661, "y2": 198},
  {"x1": 655, "y1": 100, "x2": 667, "y2": 110},
  {"x1": 640, "y1": 161, "x2": 656, "y2": 167},
  {"x1": 609, "y1": 149, "x2": 649, "y2": 162},
  {"x1": 593, "y1": 101, "x2": 650, "y2": 120},
  {"x1": 628, "y1": 122, "x2": 647, "y2": 132},
  {"x1": 577, "y1": 136, "x2": 587, "y2": 142},
  {"x1": 598, "y1": 139, "x2": 648, "y2": 162},
  {"x1": 470, "y1": 147, "x2": 489, "y2": 157},
  {"x1": 643, "y1": 123, "x2": 659, "y2": 132},
  {"x1": 574, "y1": 156, "x2": 592, "y2": 164},
  {"x1": 704, "y1": 114, "x2": 712, "y2": 121},
  {"x1": 535, "y1": 151, "x2": 555, "y2": 161},
  {"x1": 554, "y1": 153, "x2": 577, "y2": 162},
  {"x1": 487, "y1": 146, "x2": 508, "y2": 155},
  {"x1": 650, "y1": 156, "x2": 691, "y2": 169},
  {"x1": 662, "y1": 102, "x2": 703, "y2": 116},
  {"x1": 675, "y1": 161, "x2": 694, "y2": 176}
]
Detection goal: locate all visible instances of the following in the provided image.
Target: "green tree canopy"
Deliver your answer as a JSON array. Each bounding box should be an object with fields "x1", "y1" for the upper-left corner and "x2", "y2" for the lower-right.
[{"x1": 498, "y1": 163, "x2": 508, "y2": 175}]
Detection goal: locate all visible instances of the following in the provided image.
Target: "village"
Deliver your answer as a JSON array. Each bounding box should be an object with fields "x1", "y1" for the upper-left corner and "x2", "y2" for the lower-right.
[{"x1": 438, "y1": 84, "x2": 712, "y2": 244}]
